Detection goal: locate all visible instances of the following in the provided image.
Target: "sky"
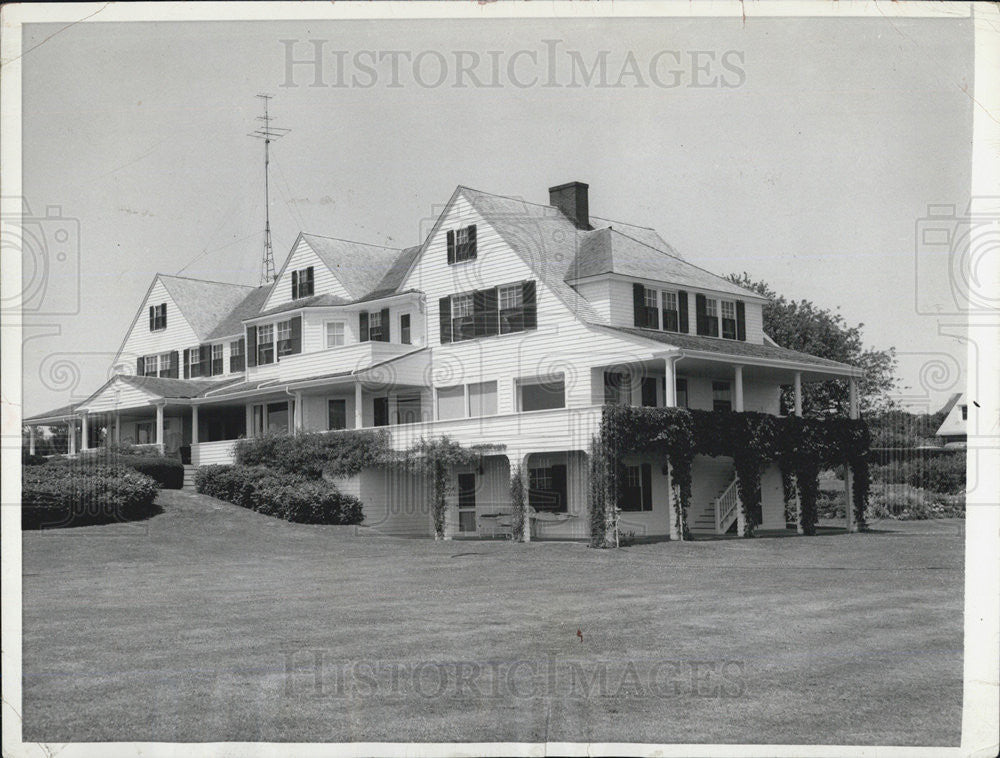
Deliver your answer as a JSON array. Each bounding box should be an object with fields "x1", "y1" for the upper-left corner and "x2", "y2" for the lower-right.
[{"x1": 19, "y1": 14, "x2": 974, "y2": 417}]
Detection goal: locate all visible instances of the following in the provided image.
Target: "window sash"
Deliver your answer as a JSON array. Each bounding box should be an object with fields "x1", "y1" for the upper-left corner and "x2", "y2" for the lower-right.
[
  {"x1": 328, "y1": 399, "x2": 347, "y2": 430},
  {"x1": 468, "y1": 381, "x2": 498, "y2": 417},
  {"x1": 712, "y1": 381, "x2": 732, "y2": 412},
  {"x1": 529, "y1": 467, "x2": 553, "y2": 491},
  {"x1": 230, "y1": 340, "x2": 243, "y2": 356},
  {"x1": 144, "y1": 356, "x2": 158, "y2": 375},
  {"x1": 436, "y1": 385, "x2": 466, "y2": 420},
  {"x1": 158, "y1": 353, "x2": 172, "y2": 377},
  {"x1": 400, "y1": 314, "x2": 411, "y2": 345},
  {"x1": 150, "y1": 304, "x2": 166, "y2": 331},
  {"x1": 675, "y1": 378, "x2": 688, "y2": 408},
  {"x1": 519, "y1": 378, "x2": 566, "y2": 412},
  {"x1": 326, "y1": 321, "x2": 345, "y2": 348}
]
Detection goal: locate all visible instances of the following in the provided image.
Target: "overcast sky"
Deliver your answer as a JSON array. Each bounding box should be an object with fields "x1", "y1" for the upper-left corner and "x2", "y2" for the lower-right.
[{"x1": 20, "y1": 14, "x2": 973, "y2": 417}]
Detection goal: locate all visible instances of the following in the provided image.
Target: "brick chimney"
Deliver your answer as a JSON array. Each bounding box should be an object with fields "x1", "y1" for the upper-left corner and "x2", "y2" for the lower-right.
[{"x1": 549, "y1": 181, "x2": 592, "y2": 230}]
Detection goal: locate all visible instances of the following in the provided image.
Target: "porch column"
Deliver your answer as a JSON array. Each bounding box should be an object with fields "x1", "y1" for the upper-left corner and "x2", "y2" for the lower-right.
[
  {"x1": 737, "y1": 497, "x2": 746, "y2": 537},
  {"x1": 667, "y1": 461, "x2": 679, "y2": 541},
  {"x1": 28, "y1": 426, "x2": 36, "y2": 455},
  {"x1": 115, "y1": 413, "x2": 121, "y2": 444},
  {"x1": 191, "y1": 405, "x2": 199, "y2": 445},
  {"x1": 354, "y1": 383, "x2": 364, "y2": 429},
  {"x1": 155, "y1": 404, "x2": 165, "y2": 453},
  {"x1": 733, "y1": 365, "x2": 744, "y2": 412},
  {"x1": 845, "y1": 376, "x2": 860, "y2": 533},
  {"x1": 521, "y1": 452, "x2": 532, "y2": 543},
  {"x1": 68, "y1": 420, "x2": 76, "y2": 455},
  {"x1": 80, "y1": 413, "x2": 90, "y2": 451},
  {"x1": 793, "y1": 372, "x2": 802, "y2": 417},
  {"x1": 662, "y1": 355, "x2": 677, "y2": 407}
]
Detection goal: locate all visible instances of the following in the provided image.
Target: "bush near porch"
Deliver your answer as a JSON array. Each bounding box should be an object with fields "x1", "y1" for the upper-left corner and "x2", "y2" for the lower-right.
[
  {"x1": 232, "y1": 430, "x2": 391, "y2": 478},
  {"x1": 22, "y1": 463, "x2": 160, "y2": 529},
  {"x1": 71, "y1": 445, "x2": 184, "y2": 489},
  {"x1": 194, "y1": 464, "x2": 363, "y2": 525}
]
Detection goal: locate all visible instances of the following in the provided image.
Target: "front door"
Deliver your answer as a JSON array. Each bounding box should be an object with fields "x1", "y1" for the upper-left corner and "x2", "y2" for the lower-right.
[{"x1": 457, "y1": 473, "x2": 477, "y2": 533}]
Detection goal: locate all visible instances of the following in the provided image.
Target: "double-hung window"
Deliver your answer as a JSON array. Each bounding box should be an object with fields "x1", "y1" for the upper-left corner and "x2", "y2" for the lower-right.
[
  {"x1": 662, "y1": 291, "x2": 680, "y2": 332},
  {"x1": 143, "y1": 355, "x2": 158, "y2": 377},
  {"x1": 451, "y1": 294, "x2": 475, "y2": 341},
  {"x1": 448, "y1": 225, "x2": 477, "y2": 263},
  {"x1": 149, "y1": 303, "x2": 166, "y2": 331},
  {"x1": 230, "y1": 339, "x2": 244, "y2": 372},
  {"x1": 257, "y1": 324, "x2": 275, "y2": 365},
  {"x1": 712, "y1": 381, "x2": 732, "y2": 412},
  {"x1": 158, "y1": 352, "x2": 172, "y2": 377},
  {"x1": 643, "y1": 287, "x2": 660, "y2": 329},
  {"x1": 326, "y1": 321, "x2": 345, "y2": 348},
  {"x1": 276, "y1": 320, "x2": 293, "y2": 357},
  {"x1": 291, "y1": 266, "x2": 314, "y2": 299},
  {"x1": 721, "y1": 300, "x2": 737, "y2": 340},
  {"x1": 499, "y1": 284, "x2": 524, "y2": 334},
  {"x1": 188, "y1": 345, "x2": 201, "y2": 377},
  {"x1": 211, "y1": 344, "x2": 224, "y2": 375},
  {"x1": 704, "y1": 298, "x2": 720, "y2": 337},
  {"x1": 367, "y1": 311, "x2": 383, "y2": 342}
]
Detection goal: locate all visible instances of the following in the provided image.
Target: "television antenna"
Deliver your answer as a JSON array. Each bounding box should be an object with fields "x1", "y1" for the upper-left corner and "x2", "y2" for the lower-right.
[{"x1": 248, "y1": 94, "x2": 291, "y2": 285}]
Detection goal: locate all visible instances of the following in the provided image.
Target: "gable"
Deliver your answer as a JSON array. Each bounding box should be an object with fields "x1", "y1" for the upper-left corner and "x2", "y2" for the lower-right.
[
  {"x1": 263, "y1": 235, "x2": 353, "y2": 313},
  {"x1": 159, "y1": 276, "x2": 258, "y2": 340},
  {"x1": 114, "y1": 278, "x2": 201, "y2": 372}
]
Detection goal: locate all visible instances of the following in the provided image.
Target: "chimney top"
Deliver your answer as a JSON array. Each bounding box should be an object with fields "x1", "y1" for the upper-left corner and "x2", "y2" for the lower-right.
[{"x1": 549, "y1": 181, "x2": 591, "y2": 230}]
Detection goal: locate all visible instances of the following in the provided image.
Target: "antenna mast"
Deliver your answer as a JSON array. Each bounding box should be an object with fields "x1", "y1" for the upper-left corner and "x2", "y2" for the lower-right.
[{"x1": 249, "y1": 94, "x2": 290, "y2": 285}]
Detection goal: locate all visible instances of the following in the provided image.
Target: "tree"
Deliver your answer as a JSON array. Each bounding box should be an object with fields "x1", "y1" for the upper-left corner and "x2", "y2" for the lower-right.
[
  {"x1": 403, "y1": 436, "x2": 504, "y2": 540},
  {"x1": 727, "y1": 273, "x2": 898, "y2": 417}
]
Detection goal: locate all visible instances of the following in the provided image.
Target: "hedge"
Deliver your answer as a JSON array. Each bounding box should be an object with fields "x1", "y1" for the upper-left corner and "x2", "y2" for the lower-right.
[
  {"x1": 22, "y1": 463, "x2": 160, "y2": 529},
  {"x1": 233, "y1": 430, "x2": 391, "y2": 478},
  {"x1": 22, "y1": 451, "x2": 48, "y2": 466},
  {"x1": 65, "y1": 447, "x2": 184, "y2": 489},
  {"x1": 870, "y1": 453, "x2": 965, "y2": 495},
  {"x1": 195, "y1": 464, "x2": 363, "y2": 525}
]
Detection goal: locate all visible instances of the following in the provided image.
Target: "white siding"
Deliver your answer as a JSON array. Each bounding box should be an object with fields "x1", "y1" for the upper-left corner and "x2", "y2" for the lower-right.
[
  {"x1": 191, "y1": 440, "x2": 238, "y2": 466},
  {"x1": 573, "y1": 279, "x2": 612, "y2": 323},
  {"x1": 400, "y1": 193, "x2": 676, "y2": 416},
  {"x1": 116, "y1": 279, "x2": 200, "y2": 372},
  {"x1": 262, "y1": 236, "x2": 351, "y2": 313},
  {"x1": 603, "y1": 277, "x2": 766, "y2": 345},
  {"x1": 344, "y1": 466, "x2": 435, "y2": 538},
  {"x1": 78, "y1": 378, "x2": 154, "y2": 413}
]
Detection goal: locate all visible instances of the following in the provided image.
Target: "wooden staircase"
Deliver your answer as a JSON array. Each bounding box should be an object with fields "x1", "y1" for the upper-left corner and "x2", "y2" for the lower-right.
[
  {"x1": 688, "y1": 459, "x2": 741, "y2": 537},
  {"x1": 182, "y1": 465, "x2": 197, "y2": 490}
]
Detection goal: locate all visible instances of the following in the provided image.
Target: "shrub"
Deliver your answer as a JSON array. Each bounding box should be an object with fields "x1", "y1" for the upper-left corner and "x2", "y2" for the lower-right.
[
  {"x1": 871, "y1": 453, "x2": 965, "y2": 495},
  {"x1": 867, "y1": 483, "x2": 965, "y2": 520},
  {"x1": 195, "y1": 464, "x2": 363, "y2": 525},
  {"x1": 233, "y1": 430, "x2": 391, "y2": 478},
  {"x1": 22, "y1": 451, "x2": 48, "y2": 466},
  {"x1": 22, "y1": 463, "x2": 160, "y2": 529},
  {"x1": 54, "y1": 449, "x2": 184, "y2": 489}
]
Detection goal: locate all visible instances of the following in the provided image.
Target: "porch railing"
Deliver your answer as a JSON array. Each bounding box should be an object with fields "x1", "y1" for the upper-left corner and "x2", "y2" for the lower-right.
[{"x1": 715, "y1": 477, "x2": 741, "y2": 534}]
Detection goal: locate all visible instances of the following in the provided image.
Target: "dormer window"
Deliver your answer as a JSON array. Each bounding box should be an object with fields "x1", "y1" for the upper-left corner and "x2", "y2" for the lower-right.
[
  {"x1": 703, "y1": 298, "x2": 720, "y2": 337},
  {"x1": 662, "y1": 291, "x2": 679, "y2": 332},
  {"x1": 149, "y1": 303, "x2": 167, "y2": 331},
  {"x1": 447, "y1": 224, "x2": 477, "y2": 264},
  {"x1": 291, "y1": 266, "x2": 314, "y2": 299},
  {"x1": 961, "y1": 405, "x2": 968, "y2": 421}
]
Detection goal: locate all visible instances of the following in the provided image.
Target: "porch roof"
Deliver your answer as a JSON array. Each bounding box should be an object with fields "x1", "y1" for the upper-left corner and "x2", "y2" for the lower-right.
[
  {"x1": 116, "y1": 375, "x2": 242, "y2": 398},
  {"x1": 595, "y1": 325, "x2": 861, "y2": 376},
  {"x1": 24, "y1": 402, "x2": 80, "y2": 424}
]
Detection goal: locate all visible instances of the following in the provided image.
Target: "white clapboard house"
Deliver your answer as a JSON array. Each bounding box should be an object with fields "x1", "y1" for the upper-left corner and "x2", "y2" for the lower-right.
[{"x1": 25, "y1": 182, "x2": 863, "y2": 539}]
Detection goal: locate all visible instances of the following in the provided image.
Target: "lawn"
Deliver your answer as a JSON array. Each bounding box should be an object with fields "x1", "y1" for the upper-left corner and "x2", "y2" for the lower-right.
[{"x1": 21, "y1": 489, "x2": 964, "y2": 745}]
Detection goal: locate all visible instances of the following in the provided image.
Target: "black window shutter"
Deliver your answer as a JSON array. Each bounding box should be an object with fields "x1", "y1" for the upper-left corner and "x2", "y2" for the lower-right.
[
  {"x1": 439, "y1": 297, "x2": 452, "y2": 343},
  {"x1": 480, "y1": 286, "x2": 498, "y2": 336},
  {"x1": 633, "y1": 283, "x2": 646, "y2": 328},
  {"x1": 522, "y1": 281, "x2": 537, "y2": 331},
  {"x1": 246, "y1": 327, "x2": 257, "y2": 367},
  {"x1": 306, "y1": 266, "x2": 314, "y2": 296},
  {"x1": 736, "y1": 300, "x2": 746, "y2": 341},
  {"x1": 289, "y1": 316, "x2": 302, "y2": 354},
  {"x1": 199, "y1": 345, "x2": 210, "y2": 377},
  {"x1": 446, "y1": 230, "x2": 456, "y2": 264},
  {"x1": 641, "y1": 463, "x2": 652, "y2": 511},
  {"x1": 148, "y1": 306, "x2": 154, "y2": 331},
  {"x1": 468, "y1": 224, "x2": 477, "y2": 259},
  {"x1": 137, "y1": 356, "x2": 144, "y2": 377},
  {"x1": 359, "y1": 311, "x2": 369, "y2": 342},
  {"x1": 678, "y1": 291, "x2": 689, "y2": 333},
  {"x1": 161, "y1": 303, "x2": 167, "y2": 329},
  {"x1": 380, "y1": 308, "x2": 390, "y2": 342},
  {"x1": 695, "y1": 293, "x2": 708, "y2": 336},
  {"x1": 169, "y1": 350, "x2": 179, "y2": 378},
  {"x1": 183, "y1": 348, "x2": 190, "y2": 378},
  {"x1": 291, "y1": 270, "x2": 298, "y2": 299}
]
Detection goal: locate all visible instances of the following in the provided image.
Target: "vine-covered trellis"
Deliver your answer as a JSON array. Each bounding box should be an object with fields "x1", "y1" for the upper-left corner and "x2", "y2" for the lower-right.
[{"x1": 588, "y1": 405, "x2": 870, "y2": 548}]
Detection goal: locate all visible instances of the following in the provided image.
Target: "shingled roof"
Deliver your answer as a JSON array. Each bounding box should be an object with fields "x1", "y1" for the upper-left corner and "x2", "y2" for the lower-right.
[
  {"x1": 206, "y1": 285, "x2": 272, "y2": 339},
  {"x1": 298, "y1": 234, "x2": 406, "y2": 300},
  {"x1": 158, "y1": 275, "x2": 258, "y2": 341},
  {"x1": 597, "y1": 325, "x2": 858, "y2": 371}
]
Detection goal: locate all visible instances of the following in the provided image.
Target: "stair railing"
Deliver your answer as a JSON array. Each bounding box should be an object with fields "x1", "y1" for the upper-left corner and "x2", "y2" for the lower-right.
[{"x1": 714, "y1": 477, "x2": 741, "y2": 534}]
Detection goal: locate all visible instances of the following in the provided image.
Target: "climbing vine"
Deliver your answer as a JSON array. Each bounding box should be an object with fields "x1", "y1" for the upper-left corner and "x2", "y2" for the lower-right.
[
  {"x1": 509, "y1": 464, "x2": 527, "y2": 542},
  {"x1": 590, "y1": 405, "x2": 870, "y2": 544}
]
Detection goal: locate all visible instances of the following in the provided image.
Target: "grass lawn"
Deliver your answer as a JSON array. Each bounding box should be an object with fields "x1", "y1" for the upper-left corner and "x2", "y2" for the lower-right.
[{"x1": 22, "y1": 489, "x2": 964, "y2": 745}]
